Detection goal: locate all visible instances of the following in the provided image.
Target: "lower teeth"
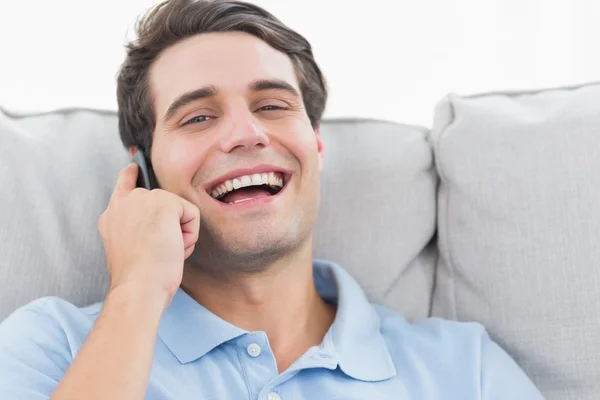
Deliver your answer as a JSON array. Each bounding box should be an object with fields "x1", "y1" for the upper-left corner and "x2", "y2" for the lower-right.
[{"x1": 229, "y1": 198, "x2": 253, "y2": 205}]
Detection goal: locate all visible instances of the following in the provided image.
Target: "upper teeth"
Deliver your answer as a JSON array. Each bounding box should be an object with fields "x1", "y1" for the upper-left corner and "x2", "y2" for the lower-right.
[{"x1": 211, "y1": 171, "x2": 284, "y2": 199}]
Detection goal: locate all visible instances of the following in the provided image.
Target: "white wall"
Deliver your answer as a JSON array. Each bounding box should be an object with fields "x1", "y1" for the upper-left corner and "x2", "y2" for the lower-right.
[{"x1": 0, "y1": 0, "x2": 598, "y2": 127}]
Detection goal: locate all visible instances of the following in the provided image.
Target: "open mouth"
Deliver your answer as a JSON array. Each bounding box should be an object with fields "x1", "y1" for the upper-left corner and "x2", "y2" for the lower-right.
[{"x1": 208, "y1": 171, "x2": 289, "y2": 205}]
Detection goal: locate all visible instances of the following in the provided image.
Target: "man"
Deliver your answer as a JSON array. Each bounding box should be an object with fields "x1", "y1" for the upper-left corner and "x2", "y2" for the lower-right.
[{"x1": 0, "y1": 0, "x2": 544, "y2": 399}]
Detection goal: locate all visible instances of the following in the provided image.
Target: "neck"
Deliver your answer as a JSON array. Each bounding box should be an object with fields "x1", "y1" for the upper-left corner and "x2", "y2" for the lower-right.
[{"x1": 181, "y1": 239, "x2": 336, "y2": 372}]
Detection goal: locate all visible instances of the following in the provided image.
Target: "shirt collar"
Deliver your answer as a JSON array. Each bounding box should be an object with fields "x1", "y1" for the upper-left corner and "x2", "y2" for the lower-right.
[
  {"x1": 313, "y1": 259, "x2": 397, "y2": 382},
  {"x1": 158, "y1": 259, "x2": 397, "y2": 382},
  {"x1": 158, "y1": 287, "x2": 247, "y2": 364}
]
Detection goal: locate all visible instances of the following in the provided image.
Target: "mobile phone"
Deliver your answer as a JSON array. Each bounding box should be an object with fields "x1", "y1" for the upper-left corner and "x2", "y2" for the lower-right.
[{"x1": 132, "y1": 148, "x2": 159, "y2": 190}]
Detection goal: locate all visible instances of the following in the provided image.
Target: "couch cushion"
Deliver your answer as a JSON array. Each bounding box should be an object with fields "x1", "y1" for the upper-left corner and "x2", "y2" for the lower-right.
[
  {"x1": 314, "y1": 119, "x2": 437, "y2": 321},
  {"x1": 0, "y1": 109, "x2": 127, "y2": 321},
  {"x1": 0, "y1": 110, "x2": 437, "y2": 322},
  {"x1": 431, "y1": 82, "x2": 600, "y2": 400}
]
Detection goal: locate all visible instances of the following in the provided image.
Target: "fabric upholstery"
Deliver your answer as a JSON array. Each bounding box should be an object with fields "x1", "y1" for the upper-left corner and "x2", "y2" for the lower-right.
[
  {"x1": 430, "y1": 82, "x2": 600, "y2": 400},
  {"x1": 0, "y1": 110, "x2": 437, "y2": 322}
]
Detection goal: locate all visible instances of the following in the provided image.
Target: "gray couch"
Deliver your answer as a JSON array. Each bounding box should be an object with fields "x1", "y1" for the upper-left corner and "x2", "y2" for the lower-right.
[{"x1": 2, "y1": 81, "x2": 599, "y2": 399}]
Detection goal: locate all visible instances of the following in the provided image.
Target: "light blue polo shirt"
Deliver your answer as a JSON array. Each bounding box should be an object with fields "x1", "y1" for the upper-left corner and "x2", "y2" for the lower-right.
[{"x1": 0, "y1": 259, "x2": 543, "y2": 399}]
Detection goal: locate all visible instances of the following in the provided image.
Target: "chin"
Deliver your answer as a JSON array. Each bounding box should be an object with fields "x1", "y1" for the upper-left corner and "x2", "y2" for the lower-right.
[
  {"x1": 227, "y1": 230, "x2": 295, "y2": 257},
  {"x1": 190, "y1": 225, "x2": 297, "y2": 272}
]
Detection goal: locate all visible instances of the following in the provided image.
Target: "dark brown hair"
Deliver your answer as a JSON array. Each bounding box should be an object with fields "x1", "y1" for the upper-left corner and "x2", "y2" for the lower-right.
[{"x1": 116, "y1": 0, "x2": 328, "y2": 153}]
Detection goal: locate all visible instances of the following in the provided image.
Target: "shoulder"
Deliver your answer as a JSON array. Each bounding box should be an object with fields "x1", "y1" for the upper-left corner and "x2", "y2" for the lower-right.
[
  {"x1": 373, "y1": 305, "x2": 543, "y2": 398},
  {"x1": 0, "y1": 296, "x2": 101, "y2": 357},
  {"x1": 374, "y1": 304, "x2": 491, "y2": 371},
  {"x1": 373, "y1": 307, "x2": 483, "y2": 384},
  {"x1": 2, "y1": 296, "x2": 101, "y2": 330},
  {"x1": 0, "y1": 297, "x2": 101, "y2": 396},
  {"x1": 374, "y1": 304, "x2": 487, "y2": 346}
]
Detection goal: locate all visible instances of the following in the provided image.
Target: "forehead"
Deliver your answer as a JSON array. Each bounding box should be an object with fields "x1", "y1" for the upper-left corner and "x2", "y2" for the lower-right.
[{"x1": 150, "y1": 31, "x2": 299, "y2": 113}]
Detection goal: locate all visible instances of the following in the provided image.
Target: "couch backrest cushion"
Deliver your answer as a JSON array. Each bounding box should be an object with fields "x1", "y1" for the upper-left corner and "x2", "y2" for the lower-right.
[
  {"x1": 0, "y1": 110, "x2": 437, "y2": 322},
  {"x1": 431, "y1": 82, "x2": 600, "y2": 400}
]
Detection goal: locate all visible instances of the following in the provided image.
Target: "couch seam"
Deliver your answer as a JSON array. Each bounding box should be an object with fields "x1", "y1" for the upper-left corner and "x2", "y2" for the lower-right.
[
  {"x1": 381, "y1": 125, "x2": 436, "y2": 303},
  {"x1": 427, "y1": 235, "x2": 440, "y2": 317},
  {"x1": 461, "y1": 80, "x2": 600, "y2": 100},
  {"x1": 0, "y1": 106, "x2": 119, "y2": 119},
  {"x1": 431, "y1": 95, "x2": 458, "y2": 320}
]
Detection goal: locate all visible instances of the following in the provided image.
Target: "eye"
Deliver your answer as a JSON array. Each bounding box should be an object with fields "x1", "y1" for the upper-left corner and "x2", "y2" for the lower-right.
[
  {"x1": 259, "y1": 105, "x2": 287, "y2": 112},
  {"x1": 183, "y1": 115, "x2": 211, "y2": 126}
]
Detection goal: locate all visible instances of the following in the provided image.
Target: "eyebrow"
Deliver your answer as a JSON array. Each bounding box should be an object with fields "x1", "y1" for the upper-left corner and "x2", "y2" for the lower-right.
[
  {"x1": 164, "y1": 85, "x2": 218, "y2": 122},
  {"x1": 249, "y1": 79, "x2": 300, "y2": 99},
  {"x1": 163, "y1": 79, "x2": 300, "y2": 122}
]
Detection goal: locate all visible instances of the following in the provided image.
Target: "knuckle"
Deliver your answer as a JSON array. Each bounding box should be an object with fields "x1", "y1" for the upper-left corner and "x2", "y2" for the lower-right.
[
  {"x1": 156, "y1": 189, "x2": 176, "y2": 206},
  {"x1": 131, "y1": 187, "x2": 146, "y2": 196},
  {"x1": 153, "y1": 188, "x2": 169, "y2": 198}
]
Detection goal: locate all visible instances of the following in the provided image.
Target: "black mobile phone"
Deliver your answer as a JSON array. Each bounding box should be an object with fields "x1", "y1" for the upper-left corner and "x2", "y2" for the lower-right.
[{"x1": 132, "y1": 148, "x2": 159, "y2": 190}]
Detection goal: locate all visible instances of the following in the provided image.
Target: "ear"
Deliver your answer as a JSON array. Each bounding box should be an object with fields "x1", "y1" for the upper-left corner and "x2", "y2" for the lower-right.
[
  {"x1": 315, "y1": 126, "x2": 324, "y2": 172},
  {"x1": 129, "y1": 146, "x2": 138, "y2": 158}
]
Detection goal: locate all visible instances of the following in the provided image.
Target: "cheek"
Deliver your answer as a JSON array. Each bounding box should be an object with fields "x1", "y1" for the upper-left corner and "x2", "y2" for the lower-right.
[
  {"x1": 277, "y1": 119, "x2": 319, "y2": 162},
  {"x1": 296, "y1": 130, "x2": 321, "y2": 169},
  {"x1": 166, "y1": 139, "x2": 207, "y2": 186}
]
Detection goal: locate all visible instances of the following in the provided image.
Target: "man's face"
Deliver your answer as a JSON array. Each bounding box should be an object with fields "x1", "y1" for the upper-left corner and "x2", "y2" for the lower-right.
[{"x1": 148, "y1": 31, "x2": 324, "y2": 270}]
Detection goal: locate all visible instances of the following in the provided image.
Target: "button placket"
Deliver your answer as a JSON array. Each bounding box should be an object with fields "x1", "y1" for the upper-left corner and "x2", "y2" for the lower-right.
[{"x1": 237, "y1": 333, "x2": 279, "y2": 399}]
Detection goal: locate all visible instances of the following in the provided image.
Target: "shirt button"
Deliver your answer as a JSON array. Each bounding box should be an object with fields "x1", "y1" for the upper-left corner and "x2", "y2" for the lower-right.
[
  {"x1": 267, "y1": 392, "x2": 281, "y2": 400},
  {"x1": 247, "y1": 343, "x2": 261, "y2": 357}
]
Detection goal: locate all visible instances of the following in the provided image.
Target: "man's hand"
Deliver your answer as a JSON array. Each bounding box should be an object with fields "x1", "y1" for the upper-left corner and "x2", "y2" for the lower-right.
[
  {"x1": 49, "y1": 163, "x2": 201, "y2": 400},
  {"x1": 98, "y1": 163, "x2": 200, "y2": 304}
]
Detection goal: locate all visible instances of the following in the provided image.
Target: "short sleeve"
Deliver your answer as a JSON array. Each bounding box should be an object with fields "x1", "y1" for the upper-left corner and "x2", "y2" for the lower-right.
[
  {"x1": 480, "y1": 331, "x2": 545, "y2": 400},
  {"x1": 0, "y1": 298, "x2": 72, "y2": 399}
]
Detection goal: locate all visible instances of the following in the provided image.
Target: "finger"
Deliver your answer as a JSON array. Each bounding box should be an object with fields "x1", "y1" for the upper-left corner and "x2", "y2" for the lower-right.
[
  {"x1": 178, "y1": 198, "x2": 200, "y2": 249},
  {"x1": 110, "y1": 163, "x2": 139, "y2": 202},
  {"x1": 184, "y1": 244, "x2": 196, "y2": 260}
]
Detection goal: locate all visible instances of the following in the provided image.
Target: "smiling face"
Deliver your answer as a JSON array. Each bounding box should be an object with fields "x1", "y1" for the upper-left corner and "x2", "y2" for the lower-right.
[{"x1": 148, "y1": 31, "x2": 324, "y2": 271}]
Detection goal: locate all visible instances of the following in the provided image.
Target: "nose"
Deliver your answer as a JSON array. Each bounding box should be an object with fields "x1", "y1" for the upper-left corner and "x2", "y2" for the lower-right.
[{"x1": 220, "y1": 112, "x2": 270, "y2": 153}]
